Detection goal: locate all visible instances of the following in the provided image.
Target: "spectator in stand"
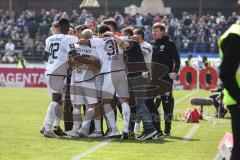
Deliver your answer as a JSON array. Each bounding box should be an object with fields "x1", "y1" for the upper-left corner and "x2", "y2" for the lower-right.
[
  {"x1": 27, "y1": 19, "x2": 38, "y2": 39},
  {"x1": 114, "y1": 11, "x2": 125, "y2": 28},
  {"x1": 84, "y1": 19, "x2": 96, "y2": 33},
  {"x1": 37, "y1": 20, "x2": 49, "y2": 39},
  {"x1": 1, "y1": 9, "x2": 240, "y2": 63},
  {"x1": 134, "y1": 13, "x2": 143, "y2": 28},
  {"x1": 69, "y1": 9, "x2": 79, "y2": 24},
  {"x1": 181, "y1": 36, "x2": 190, "y2": 52},
  {"x1": 2, "y1": 39, "x2": 16, "y2": 63}
]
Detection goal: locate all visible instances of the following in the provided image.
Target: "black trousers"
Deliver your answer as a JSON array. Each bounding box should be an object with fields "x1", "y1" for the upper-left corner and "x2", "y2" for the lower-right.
[
  {"x1": 154, "y1": 92, "x2": 174, "y2": 134},
  {"x1": 129, "y1": 106, "x2": 136, "y2": 132},
  {"x1": 227, "y1": 105, "x2": 240, "y2": 160},
  {"x1": 145, "y1": 98, "x2": 160, "y2": 132},
  {"x1": 64, "y1": 75, "x2": 73, "y2": 131}
]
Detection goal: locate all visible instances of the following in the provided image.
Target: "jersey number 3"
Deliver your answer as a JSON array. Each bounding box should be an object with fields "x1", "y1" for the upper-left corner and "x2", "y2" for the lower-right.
[
  {"x1": 49, "y1": 43, "x2": 59, "y2": 59},
  {"x1": 105, "y1": 40, "x2": 119, "y2": 56}
]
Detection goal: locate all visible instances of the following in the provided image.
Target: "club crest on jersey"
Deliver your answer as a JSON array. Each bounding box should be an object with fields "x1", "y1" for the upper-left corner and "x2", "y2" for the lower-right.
[{"x1": 159, "y1": 45, "x2": 165, "y2": 51}]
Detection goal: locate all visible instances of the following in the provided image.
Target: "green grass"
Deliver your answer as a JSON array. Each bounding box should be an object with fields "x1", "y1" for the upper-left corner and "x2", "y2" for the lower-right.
[{"x1": 0, "y1": 88, "x2": 231, "y2": 160}]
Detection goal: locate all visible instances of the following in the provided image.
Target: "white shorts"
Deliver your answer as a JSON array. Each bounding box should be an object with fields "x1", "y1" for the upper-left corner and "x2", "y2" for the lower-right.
[
  {"x1": 70, "y1": 81, "x2": 98, "y2": 105},
  {"x1": 101, "y1": 70, "x2": 129, "y2": 99},
  {"x1": 45, "y1": 74, "x2": 65, "y2": 99}
]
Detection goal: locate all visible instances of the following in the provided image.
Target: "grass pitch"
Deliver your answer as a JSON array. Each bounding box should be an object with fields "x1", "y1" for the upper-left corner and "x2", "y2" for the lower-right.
[{"x1": 0, "y1": 88, "x2": 231, "y2": 160}]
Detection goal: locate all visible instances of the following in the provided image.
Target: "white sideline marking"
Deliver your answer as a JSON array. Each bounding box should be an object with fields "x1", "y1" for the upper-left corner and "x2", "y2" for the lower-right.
[
  {"x1": 179, "y1": 90, "x2": 200, "y2": 142},
  {"x1": 71, "y1": 90, "x2": 199, "y2": 159},
  {"x1": 182, "y1": 124, "x2": 200, "y2": 141},
  {"x1": 175, "y1": 90, "x2": 199, "y2": 104},
  {"x1": 71, "y1": 138, "x2": 115, "y2": 160}
]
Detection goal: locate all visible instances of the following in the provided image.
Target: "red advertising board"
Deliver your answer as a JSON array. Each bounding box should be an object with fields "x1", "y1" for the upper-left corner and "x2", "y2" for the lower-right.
[
  {"x1": 0, "y1": 66, "x2": 219, "y2": 89},
  {"x1": 0, "y1": 68, "x2": 46, "y2": 87},
  {"x1": 179, "y1": 66, "x2": 219, "y2": 90}
]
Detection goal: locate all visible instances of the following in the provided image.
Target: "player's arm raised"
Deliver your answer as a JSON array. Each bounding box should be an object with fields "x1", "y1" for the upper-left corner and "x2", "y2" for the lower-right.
[
  {"x1": 68, "y1": 44, "x2": 100, "y2": 71},
  {"x1": 78, "y1": 54, "x2": 101, "y2": 71},
  {"x1": 103, "y1": 31, "x2": 132, "y2": 49},
  {"x1": 81, "y1": 54, "x2": 101, "y2": 72}
]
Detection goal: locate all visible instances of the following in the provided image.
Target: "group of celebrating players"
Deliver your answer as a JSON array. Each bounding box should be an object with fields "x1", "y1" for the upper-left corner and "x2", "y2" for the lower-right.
[{"x1": 40, "y1": 17, "x2": 180, "y2": 141}]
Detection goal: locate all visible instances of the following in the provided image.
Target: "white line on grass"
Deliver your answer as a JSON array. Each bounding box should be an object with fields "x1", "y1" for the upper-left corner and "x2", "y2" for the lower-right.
[
  {"x1": 71, "y1": 138, "x2": 115, "y2": 160},
  {"x1": 70, "y1": 90, "x2": 199, "y2": 160},
  {"x1": 182, "y1": 124, "x2": 200, "y2": 141},
  {"x1": 177, "y1": 90, "x2": 200, "y2": 142},
  {"x1": 179, "y1": 90, "x2": 200, "y2": 142},
  {"x1": 175, "y1": 90, "x2": 199, "y2": 104}
]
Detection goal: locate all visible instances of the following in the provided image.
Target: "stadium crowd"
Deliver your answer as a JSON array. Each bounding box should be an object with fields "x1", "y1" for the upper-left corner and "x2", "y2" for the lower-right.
[{"x1": 0, "y1": 9, "x2": 238, "y2": 63}]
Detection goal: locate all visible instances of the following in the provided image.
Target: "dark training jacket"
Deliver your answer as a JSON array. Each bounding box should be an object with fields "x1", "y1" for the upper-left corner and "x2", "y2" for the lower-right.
[
  {"x1": 151, "y1": 35, "x2": 180, "y2": 82},
  {"x1": 124, "y1": 39, "x2": 148, "y2": 78}
]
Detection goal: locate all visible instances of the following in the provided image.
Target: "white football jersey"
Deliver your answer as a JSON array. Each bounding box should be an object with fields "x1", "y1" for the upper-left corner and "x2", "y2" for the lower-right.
[
  {"x1": 45, "y1": 34, "x2": 76, "y2": 76},
  {"x1": 68, "y1": 35, "x2": 78, "y2": 43},
  {"x1": 140, "y1": 41, "x2": 153, "y2": 64},
  {"x1": 90, "y1": 37, "x2": 126, "y2": 73},
  {"x1": 72, "y1": 44, "x2": 99, "y2": 83}
]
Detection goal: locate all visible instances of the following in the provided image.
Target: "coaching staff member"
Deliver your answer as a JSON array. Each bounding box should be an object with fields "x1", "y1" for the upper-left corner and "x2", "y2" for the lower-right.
[{"x1": 150, "y1": 22, "x2": 180, "y2": 138}]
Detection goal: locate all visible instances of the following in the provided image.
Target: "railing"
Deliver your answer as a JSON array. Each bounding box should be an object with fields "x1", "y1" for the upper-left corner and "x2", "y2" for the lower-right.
[{"x1": 0, "y1": 39, "x2": 218, "y2": 63}]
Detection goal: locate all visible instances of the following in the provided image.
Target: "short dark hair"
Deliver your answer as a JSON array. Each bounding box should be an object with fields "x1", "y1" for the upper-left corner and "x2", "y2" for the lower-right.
[
  {"x1": 133, "y1": 28, "x2": 144, "y2": 39},
  {"x1": 152, "y1": 22, "x2": 165, "y2": 32},
  {"x1": 102, "y1": 19, "x2": 117, "y2": 31},
  {"x1": 98, "y1": 24, "x2": 110, "y2": 34},
  {"x1": 121, "y1": 27, "x2": 133, "y2": 36},
  {"x1": 59, "y1": 18, "x2": 70, "y2": 34}
]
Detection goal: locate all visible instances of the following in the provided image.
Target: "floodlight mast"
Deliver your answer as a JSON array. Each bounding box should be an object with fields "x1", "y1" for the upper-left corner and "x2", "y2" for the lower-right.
[
  {"x1": 9, "y1": 0, "x2": 12, "y2": 13},
  {"x1": 198, "y1": 0, "x2": 202, "y2": 18},
  {"x1": 104, "y1": 0, "x2": 109, "y2": 17}
]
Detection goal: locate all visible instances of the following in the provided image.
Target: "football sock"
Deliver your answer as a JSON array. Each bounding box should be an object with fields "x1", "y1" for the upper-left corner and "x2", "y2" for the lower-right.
[{"x1": 121, "y1": 102, "x2": 130, "y2": 133}]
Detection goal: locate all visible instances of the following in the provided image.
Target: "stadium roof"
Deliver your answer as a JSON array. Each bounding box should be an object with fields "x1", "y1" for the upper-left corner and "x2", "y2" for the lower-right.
[{"x1": 79, "y1": 0, "x2": 100, "y2": 8}]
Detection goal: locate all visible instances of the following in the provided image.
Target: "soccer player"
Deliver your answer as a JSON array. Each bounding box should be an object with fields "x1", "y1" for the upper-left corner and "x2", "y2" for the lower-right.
[
  {"x1": 40, "y1": 20, "x2": 66, "y2": 137},
  {"x1": 41, "y1": 18, "x2": 97, "y2": 138},
  {"x1": 50, "y1": 21, "x2": 60, "y2": 35},
  {"x1": 75, "y1": 25, "x2": 88, "y2": 39},
  {"x1": 41, "y1": 18, "x2": 78, "y2": 138},
  {"x1": 66, "y1": 29, "x2": 101, "y2": 137},
  {"x1": 133, "y1": 28, "x2": 153, "y2": 73},
  {"x1": 89, "y1": 24, "x2": 131, "y2": 139},
  {"x1": 68, "y1": 24, "x2": 78, "y2": 43}
]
